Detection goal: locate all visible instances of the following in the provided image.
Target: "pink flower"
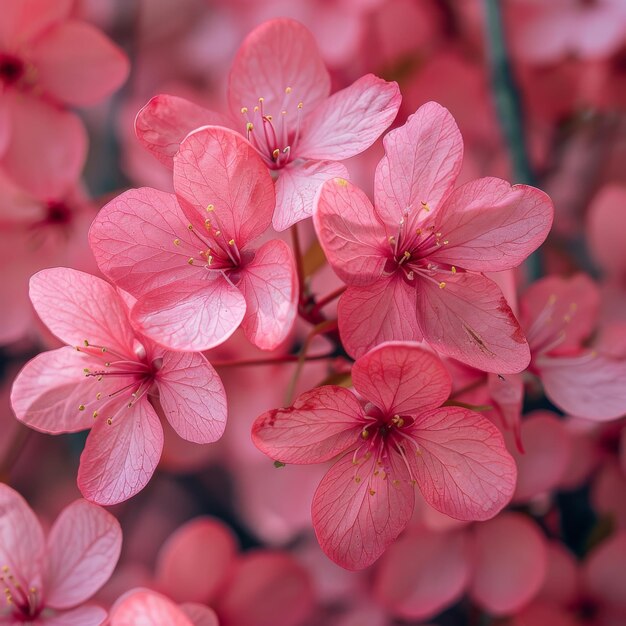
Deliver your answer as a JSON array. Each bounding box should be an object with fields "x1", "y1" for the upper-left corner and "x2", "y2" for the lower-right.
[
  {"x1": 520, "y1": 273, "x2": 626, "y2": 420},
  {"x1": 135, "y1": 18, "x2": 401, "y2": 231},
  {"x1": 314, "y1": 102, "x2": 554, "y2": 373},
  {"x1": 0, "y1": 0, "x2": 128, "y2": 196},
  {"x1": 0, "y1": 483, "x2": 121, "y2": 625},
  {"x1": 10, "y1": 267, "x2": 227, "y2": 505},
  {"x1": 90, "y1": 125, "x2": 297, "y2": 352},
  {"x1": 252, "y1": 343, "x2": 516, "y2": 570}
]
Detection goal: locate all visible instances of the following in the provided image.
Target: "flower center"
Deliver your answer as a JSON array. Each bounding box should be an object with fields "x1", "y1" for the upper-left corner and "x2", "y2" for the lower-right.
[
  {"x1": 0, "y1": 53, "x2": 25, "y2": 87},
  {"x1": 1, "y1": 565, "x2": 41, "y2": 619}
]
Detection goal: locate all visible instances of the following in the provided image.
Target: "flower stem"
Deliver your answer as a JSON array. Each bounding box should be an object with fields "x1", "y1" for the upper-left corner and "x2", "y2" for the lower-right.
[{"x1": 211, "y1": 352, "x2": 335, "y2": 368}]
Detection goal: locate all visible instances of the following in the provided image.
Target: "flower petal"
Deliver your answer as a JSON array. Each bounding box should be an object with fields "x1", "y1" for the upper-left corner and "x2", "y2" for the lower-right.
[
  {"x1": 416, "y1": 271, "x2": 530, "y2": 374},
  {"x1": 339, "y1": 276, "x2": 423, "y2": 359},
  {"x1": 374, "y1": 101, "x2": 463, "y2": 226},
  {"x1": 45, "y1": 500, "x2": 122, "y2": 609},
  {"x1": 238, "y1": 239, "x2": 297, "y2": 350},
  {"x1": 180, "y1": 604, "x2": 219, "y2": 626},
  {"x1": 428, "y1": 178, "x2": 553, "y2": 271},
  {"x1": 313, "y1": 177, "x2": 388, "y2": 286},
  {"x1": 135, "y1": 94, "x2": 233, "y2": 168},
  {"x1": 312, "y1": 450, "x2": 415, "y2": 570},
  {"x1": 273, "y1": 160, "x2": 348, "y2": 231},
  {"x1": 110, "y1": 589, "x2": 194, "y2": 626},
  {"x1": 157, "y1": 351, "x2": 227, "y2": 444},
  {"x1": 297, "y1": 74, "x2": 400, "y2": 160},
  {"x1": 0, "y1": 0, "x2": 71, "y2": 48},
  {"x1": 43, "y1": 605, "x2": 108, "y2": 626},
  {"x1": 252, "y1": 386, "x2": 364, "y2": 464},
  {"x1": 408, "y1": 406, "x2": 516, "y2": 521},
  {"x1": 174, "y1": 125, "x2": 274, "y2": 247},
  {"x1": 352, "y1": 343, "x2": 451, "y2": 416},
  {"x1": 77, "y1": 398, "x2": 164, "y2": 505}
]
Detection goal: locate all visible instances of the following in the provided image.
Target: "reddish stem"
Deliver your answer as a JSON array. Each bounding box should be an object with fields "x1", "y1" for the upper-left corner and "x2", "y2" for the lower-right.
[{"x1": 211, "y1": 352, "x2": 335, "y2": 368}]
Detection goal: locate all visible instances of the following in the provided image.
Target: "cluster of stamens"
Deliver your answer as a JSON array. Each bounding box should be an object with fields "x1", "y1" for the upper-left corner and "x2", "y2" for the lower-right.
[
  {"x1": 240, "y1": 87, "x2": 304, "y2": 168},
  {"x1": 1, "y1": 565, "x2": 40, "y2": 618}
]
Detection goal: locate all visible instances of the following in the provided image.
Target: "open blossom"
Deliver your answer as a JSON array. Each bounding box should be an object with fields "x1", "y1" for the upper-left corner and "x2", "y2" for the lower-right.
[
  {"x1": 520, "y1": 273, "x2": 626, "y2": 420},
  {"x1": 90, "y1": 125, "x2": 297, "y2": 352},
  {"x1": 135, "y1": 18, "x2": 401, "y2": 230},
  {"x1": 0, "y1": 484, "x2": 121, "y2": 625},
  {"x1": 314, "y1": 102, "x2": 554, "y2": 373},
  {"x1": 252, "y1": 343, "x2": 516, "y2": 570},
  {"x1": 0, "y1": 0, "x2": 128, "y2": 197},
  {"x1": 10, "y1": 268, "x2": 227, "y2": 505}
]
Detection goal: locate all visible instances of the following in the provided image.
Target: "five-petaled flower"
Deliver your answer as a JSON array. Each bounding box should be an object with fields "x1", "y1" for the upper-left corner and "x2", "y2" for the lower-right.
[
  {"x1": 252, "y1": 343, "x2": 516, "y2": 570},
  {"x1": 10, "y1": 268, "x2": 227, "y2": 505}
]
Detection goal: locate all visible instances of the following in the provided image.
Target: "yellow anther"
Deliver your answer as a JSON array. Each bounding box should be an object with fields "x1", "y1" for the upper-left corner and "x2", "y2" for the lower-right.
[
  {"x1": 297, "y1": 102, "x2": 303, "y2": 109},
  {"x1": 215, "y1": 230, "x2": 221, "y2": 236},
  {"x1": 258, "y1": 97, "x2": 264, "y2": 103},
  {"x1": 388, "y1": 235, "x2": 396, "y2": 244},
  {"x1": 369, "y1": 489, "x2": 376, "y2": 496},
  {"x1": 439, "y1": 281, "x2": 446, "y2": 289},
  {"x1": 336, "y1": 178, "x2": 348, "y2": 187},
  {"x1": 206, "y1": 204, "x2": 214, "y2": 212},
  {"x1": 354, "y1": 476, "x2": 361, "y2": 483},
  {"x1": 173, "y1": 238, "x2": 181, "y2": 246},
  {"x1": 187, "y1": 224, "x2": 193, "y2": 230},
  {"x1": 421, "y1": 201, "x2": 431, "y2": 211},
  {"x1": 83, "y1": 340, "x2": 89, "y2": 347},
  {"x1": 281, "y1": 110, "x2": 287, "y2": 115},
  {"x1": 83, "y1": 368, "x2": 90, "y2": 374},
  {"x1": 107, "y1": 418, "x2": 112, "y2": 426},
  {"x1": 443, "y1": 240, "x2": 449, "y2": 245},
  {"x1": 361, "y1": 429, "x2": 370, "y2": 439},
  {"x1": 97, "y1": 375, "x2": 103, "y2": 382},
  {"x1": 265, "y1": 115, "x2": 272, "y2": 121},
  {"x1": 207, "y1": 255, "x2": 214, "y2": 265},
  {"x1": 228, "y1": 239, "x2": 235, "y2": 246},
  {"x1": 246, "y1": 122, "x2": 254, "y2": 131},
  {"x1": 78, "y1": 405, "x2": 85, "y2": 411},
  {"x1": 96, "y1": 392, "x2": 102, "y2": 400},
  {"x1": 240, "y1": 107, "x2": 248, "y2": 114},
  {"x1": 451, "y1": 266, "x2": 457, "y2": 273},
  {"x1": 416, "y1": 228, "x2": 422, "y2": 235},
  {"x1": 187, "y1": 258, "x2": 194, "y2": 265},
  {"x1": 272, "y1": 148, "x2": 280, "y2": 160},
  {"x1": 101, "y1": 347, "x2": 107, "y2": 353},
  {"x1": 392, "y1": 479, "x2": 400, "y2": 486},
  {"x1": 436, "y1": 232, "x2": 442, "y2": 237},
  {"x1": 285, "y1": 86, "x2": 292, "y2": 94},
  {"x1": 104, "y1": 362, "x2": 111, "y2": 367},
  {"x1": 93, "y1": 411, "x2": 98, "y2": 419},
  {"x1": 403, "y1": 251, "x2": 411, "y2": 260}
]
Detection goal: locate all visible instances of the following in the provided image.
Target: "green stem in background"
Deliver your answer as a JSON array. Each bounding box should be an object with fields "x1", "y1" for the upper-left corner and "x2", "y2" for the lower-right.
[{"x1": 483, "y1": 0, "x2": 543, "y2": 281}]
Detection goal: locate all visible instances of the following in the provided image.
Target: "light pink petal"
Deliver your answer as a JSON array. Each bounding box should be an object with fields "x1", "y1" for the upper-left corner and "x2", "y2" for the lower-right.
[
  {"x1": 352, "y1": 342, "x2": 451, "y2": 415},
  {"x1": 428, "y1": 178, "x2": 553, "y2": 271},
  {"x1": 469, "y1": 513, "x2": 547, "y2": 615},
  {"x1": 273, "y1": 159, "x2": 348, "y2": 231},
  {"x1": 0, "y1": 97, "x2": 10, "y2": 156},
  {"x1": 584, "y1": 531, "x2": 626, "y2": 610},
  {"x1": 313, "y1": 177, "x2": 387, "y2": 286},
  {"x1": 416, "y1": 271, "x2": 530, "y2": 374},
  {"x1": 30, "y1": 21, "x2": 128, "y2": 106},
  {"x1": 157, "y1": 351, "x2": 226, "y2": 443},
  {"x1": 536, "y1": 542, "x2": 580, "y2": 607},
  {"x1": 252, "y1": 386, "x2": 364, "y2": 464},
  {"x1": 338, "y1": 276, "x2": 423, "y2": 359},
  {"x1": 228, "y1": 18, "x2": 330, "y2": 119},
  {"x1": 135, "y1": 95, "x2": 233, "y2": 169},
  {"x1": 155, "y1": 517, "x2": 237, "y2": 605},
  {"x1": 297, "y1": 74, "x2": 400, "y2": 160},
  {"x1": 373, "y1": 528, "x2": 470, "y2": 620},
  {"x1": 174, "y1": 126, "x2": 274, "y2": 247},
  {"x1": 408, "y1": 407, "x2": 516, "y2": 521},
  {"x1": 2, "y1": 93, "x2": 86, "y2": 198},
  {"x1": 312, "y1": 449, "x2": 415, "y2": 570},
  {"x1": 110, "y1": 589, "x2": 194, "y2": 626},
  {"x1": 0, "y1": 0, "x2": 71, "y2": 47},
  {"x1": 45, "y1": 500, "x2": 122, "y2": 609},
  {"x1": 29, "y1": 268, "x2": 136, "y2": 354},
  {"x1": 0, "y1": 484, "x2": 45, "y2": 590},
  {"x1": 131, "y1": 277, "x2": 246, "y2": 352},
  {"x1": 77, "y1": 398, "x2": 164, "y2": 505},
  {"x1": 488, "y1": 372, "x2": 524, "y2": 444},
  {"x1": 180, "y1": 604, "x2": 219, "y2": 626},
  {"x1": 374, "y1": 101, "x2": 463, "y2": 226},
  {"x1": 537, "y1": 353, "x2": 626, "y2": 420},
  {"x1": 215, "y1": 552, "x2": 314, "y2": 626},
  {"x1": 43, "y1": 605, "x2": 107, "y2": 626},
  {"x1": 238, "y1": 239, "x2": 297, "y2": 350},
  {"x1": 10, "y1": 347, "x2": 111, "y2": 434},
  {"x1": 511, "y1": 411, "x2": 573, "y2": 503},
  {"x1": 89, "y1": 187, "x2": 207, "y2": 296}
]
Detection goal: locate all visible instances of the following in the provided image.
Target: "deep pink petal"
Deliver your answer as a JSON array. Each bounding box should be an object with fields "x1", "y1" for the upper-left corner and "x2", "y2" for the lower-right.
[
  {"x1": 408, "y1": 407, "x2": 516, "y2": 521},
  {"x1": 155, "y1": 517, "x2": 237, "y2": 604},
  {"x1": 537, "y1": 353, "x2": 626, "y2": 421},
  {"x1": 10, "y1": 347, "x2": 112, "y2": 434},
  {"x1": 536, "y1": 542, "x2": 580, "y2": 608},
  {"x1": 488, "y1": 372, "x2": 524, "y2": 444},
  {"x1": 338, "y1": 277, "x2": 423, "y2": 359},
  {"x1": 238, "y1": 239, "x2": 297, "y2": 350},
  {"x1": 0, "y1": 97, "x2": 10, "y2": 156},
  {"x1": 252, "y1": 386, "x2": 364, "y2": 464},
  {"x1": 77, "y1": 398, "x2": 164, "y2": 505},
  {"x1": 584, "y1": 531, "x2": 626, "y2": 611},
  {"x1": 312, "y1": 449, "x2": 415, "y2": 570},
  {"x1": 313, "y1": 177, "x2": 388, "y2": 286},
  {"x1": 30, "y1": 21, "x2": 128, "y2": 106},
  {"x1": 45, "y1": 500, "x2": 122, "y2": 609},
  {"x1": 297, "y1": 74, "x2": 400, "y2": 160},
  {"x1": 2, "y1": 93, "x2": 86, "y2": 198},
  {"x1": 273, "y1": 159, "x2": 348, "y2": 231},
  {"x1": 157, "y1": 351, "x2": 227, "y2": 443},
  {"x1": 374, "y1": 101, "x2": 463, "y2": 226},
  {"x1": 0, "y1": 0, "x2": 71, "y2": 48},
  {"x1": 110, "y1": 589, "x2": 194, "y2": 626},
  {"x1": 174, "y1": 126, "x2": 275, "y2": 247},
  {"x1": 89, "y1": 187, "x2": 207, "y2": 296},
  {"x1": 373, "y1": 528, "x2": 470, "y2": 620},
  {"x1": 135, "y1": 95, "x2": 233, "y2": 169},
  {"x1": 29, "y1": 268, "x2": 136, "y2": 355},
  {"x1": 42, "y1": 605, "x2": 107, "y2": 626},
  {"x1": 428, "y1": 178, "x2": 554, "y2": 271},
  {"x1": 131, "y1": 277, "x2": 246, "y2": 352},
  {"x1": 352, "y1": 343, "x2": 451, "y2": 415},
  {"x1": 227, "y1": 18, "x2": 330, "y2": 120},
  {"x1": 469, "y1": 512, "x2": 547, "y2": 615},
  {"x1": 180, "y1": 604, "x2": 219, "y2": 626},
  {"x1": 416, "y1": 271, "x2": 530, "y2": 374},
  {"x1": 0, "y1": 484, "x2": 45, "y2": 591}
]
